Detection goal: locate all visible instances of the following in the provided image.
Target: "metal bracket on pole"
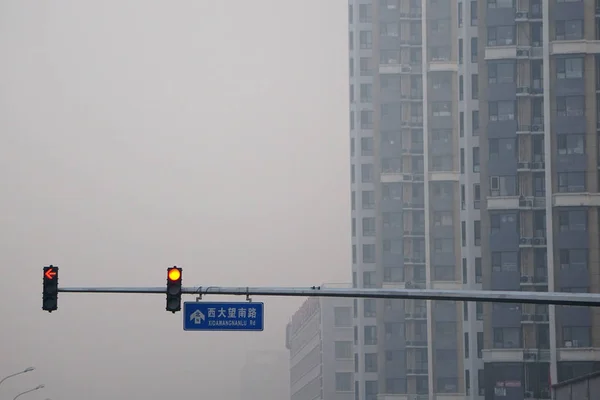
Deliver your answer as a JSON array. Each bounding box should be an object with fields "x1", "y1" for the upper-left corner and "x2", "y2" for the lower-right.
[
  {"x1": 195, "y1": 286, "x2": 202, "y2": 302},
  {"x1": 246, "y1": 287, "x2": 252, "y2": 303}
]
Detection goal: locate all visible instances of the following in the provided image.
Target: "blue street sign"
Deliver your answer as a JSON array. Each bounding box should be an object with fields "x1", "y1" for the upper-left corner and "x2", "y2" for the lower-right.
[{"x1": 183, "y1": 302, "x2": 265, "y2": 331}]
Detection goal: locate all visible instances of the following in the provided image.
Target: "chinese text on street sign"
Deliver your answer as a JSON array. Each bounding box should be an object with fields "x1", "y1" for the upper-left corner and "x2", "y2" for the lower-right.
[{"x1": 183, "y1": 302, "x2": 264, "y2": 331}]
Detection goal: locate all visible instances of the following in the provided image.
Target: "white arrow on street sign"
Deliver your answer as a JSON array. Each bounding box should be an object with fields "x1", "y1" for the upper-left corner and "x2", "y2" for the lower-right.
[{"x1": 190, "y1": 310, "x2": 205, "y2": 324}]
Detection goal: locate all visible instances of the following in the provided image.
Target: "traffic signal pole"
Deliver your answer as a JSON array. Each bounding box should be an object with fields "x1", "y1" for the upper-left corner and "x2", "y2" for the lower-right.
[{"x1": 55, "y1": 285, "x2": 600, "y2": 307}]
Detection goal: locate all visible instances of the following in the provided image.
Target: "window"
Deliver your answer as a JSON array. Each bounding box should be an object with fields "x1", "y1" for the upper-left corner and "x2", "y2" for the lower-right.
[
  {"x1": 557, "y1": 171, "x2": 586, "y2": 193},
  {"x1": 335, "y1": 341, "x2": 353, "y2": 359},
  {"x1": 478, "y1": 369, "x2": 484, "y2": 395},
  {"x1": 464, "y1": 333, "x2": 470, "y2": 358},
  {"x1": 434, "y1": 266, "x2": 454, "y2": 281},
  {"x1": 459, "y1": 39, "x2": 463, "y2": 64},
  {"x1": 380, "y1": 50, "x2": 400, "y2": 65},
  {"x1": 380, "y1": 22, "x2": 399, "y2": 37},
  {"x1": 557, "y1": 95, "x2": 584, "y2": 117},
  {"x1": 471, "y1": 37, "x2": 478, "y2": 62},
  {"x1": 334, "y1": 307, "x2": 352, "y2": 326},
  {"x1": 348, "y1": 5, "x2": 353, "y2": 24},
  {"x1": 459, "y1": 75, "x2": 464, "y2": 100},
  {"x1": 487, "y1": 0, "x2": 513, "y2": 8},
  {"x1": 475, "y1": 258, "x2": 482, "y2": 282},
  {"x1": 558, "y1": 210, "x2": 587, "y2": 232},
  {"x1": 364, "y1": 299, "x2": 376, "y2": 317},
  {"x1": 555, "y1": 20, "x2": 583, "y2": 40},
  {"x1": 359, "y1": 31, "x2": 372, "y2": 49},
  {"x1": 556, "y1": 57, "x2": 583, "y2": 79},
  {"x1": 384, "y1": 266, "x2": 403, "y2": 282},
  {"x1": 362, "y1": 190, "x2": 375, "y2": 209},
  {"x1": 491, "y1": 251, "x2": 518, "y2": 272},
  {"x1": 563, "y1": 326, "x2": 591, "y2": 347},
  {"x1": 473, "y1": 147, "x2": 480, "y2": 172},
  {"x1": 488, "y1": 62, "x2": 514, "y2": 83},
  {"x1": 363, "y1": 271, "x2": 376, "y2": 287},
  {"x1": 361, "y1": 163, "x2": 374, "y2": 182},
  {"x1": 359, "y1": 57, "x2": 371, "y2": 76},
  {"x1": 489, "y1": 175, "x2": 517, "y2": 196},
  {"x1": 469, "y1": 1, "x2": 478, "y2": 26},
  {"x1": 362, "y1": 217, "x2": 375, "y2": 236},
  {"x1": 489, "y1": 101, "x2": 515, "y2": 121},
  {"x1": 489, "y1": 138, "x2": 516, "y2": 160},
  {"x1": 437, "y1": 378, "x2": 458, "y2": 393},
  {"x1": 436, "y1": 321, "x2": 456, "y2": 336},
  {"x1": 458, "y1": 2, "x2": 463, "y2": 26},
  {"x1": 477, "y1": 332, "x2": 483, "y2": 358},
  {"x1": 349, "y1": 32, "x2": 354, "y2": 50},
  {"x1": 365, "y1": 353, "x2": 378, "y2": 372},
  {"x1": 383, "y1": 212, "x2": 402, "y2": 227},
  {"x1": 360, "y1": 84, "x2": 372, "y2": 103},
  {"x1": 557, "y1": 134, "x2": 584, "y2": 155},
  {"x1": 474, "y1": 184, "x2": 480, "y2": 208},
  {"x1": 365, "y1": 380, "x2": 378, "y2": 400},
  {"x1": 359, "y1": 4, "x2": 371, "y2": 22},
  {"x1": 476, "y1": 302, "x2": 483, "y2": 320},
  {"x1": 431, "y1": 19, "x2": 450, "y2": 34},
  {"x1": 360, "y1": 110, "x2": 373, "y2": 129},
  {"x1": 434, "y1": 238, "x2": 454, "y2": 253},
  {"x1": 336, "y1": 372, "x2": 353, "y2": 392},
  {"x1": 474, "y1": 220, "x2": 481, "y2": 246},
  {"x1": 364, "y1": 325, "x2": 377, "y2": 345},
  {"x1": 432, "y1": 102, "x2": 452, "y2": 117},
  {"x1": 472, "y1": 110, "x2": 479, "y2": 135},
  {"x1": 559, "y1": 248, "x2": 588, "y2": 269},
  {"x1": 352, "y1": 218, "x2": 356, "y2": 236},
  {"x1": 461, "y1": 221, "x2": 466, "y2": 246},
  {"x1": 433, "y1": 211, "x2": 453, "y2": 226},
  {"x1": 487, "y1": 26, "x2": 514, "y2": 46},
  {"x1": 493, "y1": 327, "x2": 521, "y2": 348},
  {"x1": 385, "y1": 378, "x2": 406, "y2": 394},
  {"x1": 471, "y1": 74, "x2": 478, "y2": 99}
]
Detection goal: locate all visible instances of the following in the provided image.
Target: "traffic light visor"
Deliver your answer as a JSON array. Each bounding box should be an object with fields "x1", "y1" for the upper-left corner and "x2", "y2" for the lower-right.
[{"x1": 168, "y1": 268, "x2": 181, "y2": 281}]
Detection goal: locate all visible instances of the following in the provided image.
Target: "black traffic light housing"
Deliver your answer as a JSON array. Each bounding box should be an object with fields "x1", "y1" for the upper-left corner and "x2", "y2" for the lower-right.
[
  {"x1": 43, "y1": 265, "x2": 59, "y2": 312},
  {"x1": 166, "y1": 267, "x2": 182, "y2": 313}
]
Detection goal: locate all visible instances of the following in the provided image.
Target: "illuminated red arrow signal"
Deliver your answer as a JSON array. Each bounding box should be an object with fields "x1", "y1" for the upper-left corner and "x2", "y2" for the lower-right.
[{"x1": 44, "y1": 267, "x2": 57, "y2": 280}]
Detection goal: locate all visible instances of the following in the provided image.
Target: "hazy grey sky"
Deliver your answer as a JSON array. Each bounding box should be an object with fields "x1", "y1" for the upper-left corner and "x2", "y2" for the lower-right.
[{"x1": 0, "y1": 2, "x2": 349, "y2": 400}]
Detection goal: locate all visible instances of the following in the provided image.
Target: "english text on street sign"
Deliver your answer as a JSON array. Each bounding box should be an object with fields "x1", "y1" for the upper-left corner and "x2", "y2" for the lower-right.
[{"x1": 183, "y1": 302, "x2": 264, "y2": 331}]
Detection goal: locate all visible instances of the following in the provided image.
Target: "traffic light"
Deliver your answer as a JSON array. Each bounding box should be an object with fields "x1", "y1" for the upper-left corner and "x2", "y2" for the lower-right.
[
  {"x1": 166, "y1": 267, "x2": 182, "y2": 313},
  {"x1": 42, "y1": 265, "x2": 59, "y2": 312}
]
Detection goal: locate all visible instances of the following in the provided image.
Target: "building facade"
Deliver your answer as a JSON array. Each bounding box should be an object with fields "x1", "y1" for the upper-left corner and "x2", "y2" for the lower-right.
[
  {"x1": 286, "y1": 290, "x2": 354, "y2": 400},
  {"x1": 348, "y1": 0, "x2": 480, "y2": 399},
  {"x1": 240, "y1": 350, "x2": 289, "y2": 400},
  {"x1": 479, "y1": 0, "x2": 600, "y2": 399}
]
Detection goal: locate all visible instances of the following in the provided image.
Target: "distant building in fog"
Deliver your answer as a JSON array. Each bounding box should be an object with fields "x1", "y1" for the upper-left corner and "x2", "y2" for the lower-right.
[
  {"x1": 240, "y1": 349, "x2": 289, "y2": 400},
  {"x1": 286, "y1": 284, "x2": 354, "y2": 400}
]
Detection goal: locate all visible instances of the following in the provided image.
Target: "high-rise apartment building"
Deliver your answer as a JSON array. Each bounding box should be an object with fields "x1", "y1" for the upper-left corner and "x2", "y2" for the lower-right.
[
  {"x1": 349, "y1": 0, "x2": 480, "y2": 399},
  {"x1": 286, "y1": 288, "x2": 354, "y2": 400},
  {"x1": 479, "y1": 0, "x2": 600, "y2": 399}
]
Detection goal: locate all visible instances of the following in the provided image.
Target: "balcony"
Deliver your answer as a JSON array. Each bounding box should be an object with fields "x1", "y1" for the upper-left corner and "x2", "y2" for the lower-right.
[
  {"x1": 553, "y1": 192, "x2": 600, "y2": 207},
  {"x1": 551, "y1": 40, "x2": 600, "y2": 55}
]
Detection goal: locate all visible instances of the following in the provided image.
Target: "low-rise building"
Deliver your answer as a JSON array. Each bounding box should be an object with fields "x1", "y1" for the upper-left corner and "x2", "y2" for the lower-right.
[{"x1": 286, "y1": 284, "x2": 354, "y2": 400}]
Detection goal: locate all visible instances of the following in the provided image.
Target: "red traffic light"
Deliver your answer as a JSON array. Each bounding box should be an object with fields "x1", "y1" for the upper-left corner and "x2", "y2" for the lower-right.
[
  {"x1": 44, "y1": 267, "x2": 57, "y2": 280},
  {"x1": 168, "y1": 268, "x2": 181, "y2": 281}
]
